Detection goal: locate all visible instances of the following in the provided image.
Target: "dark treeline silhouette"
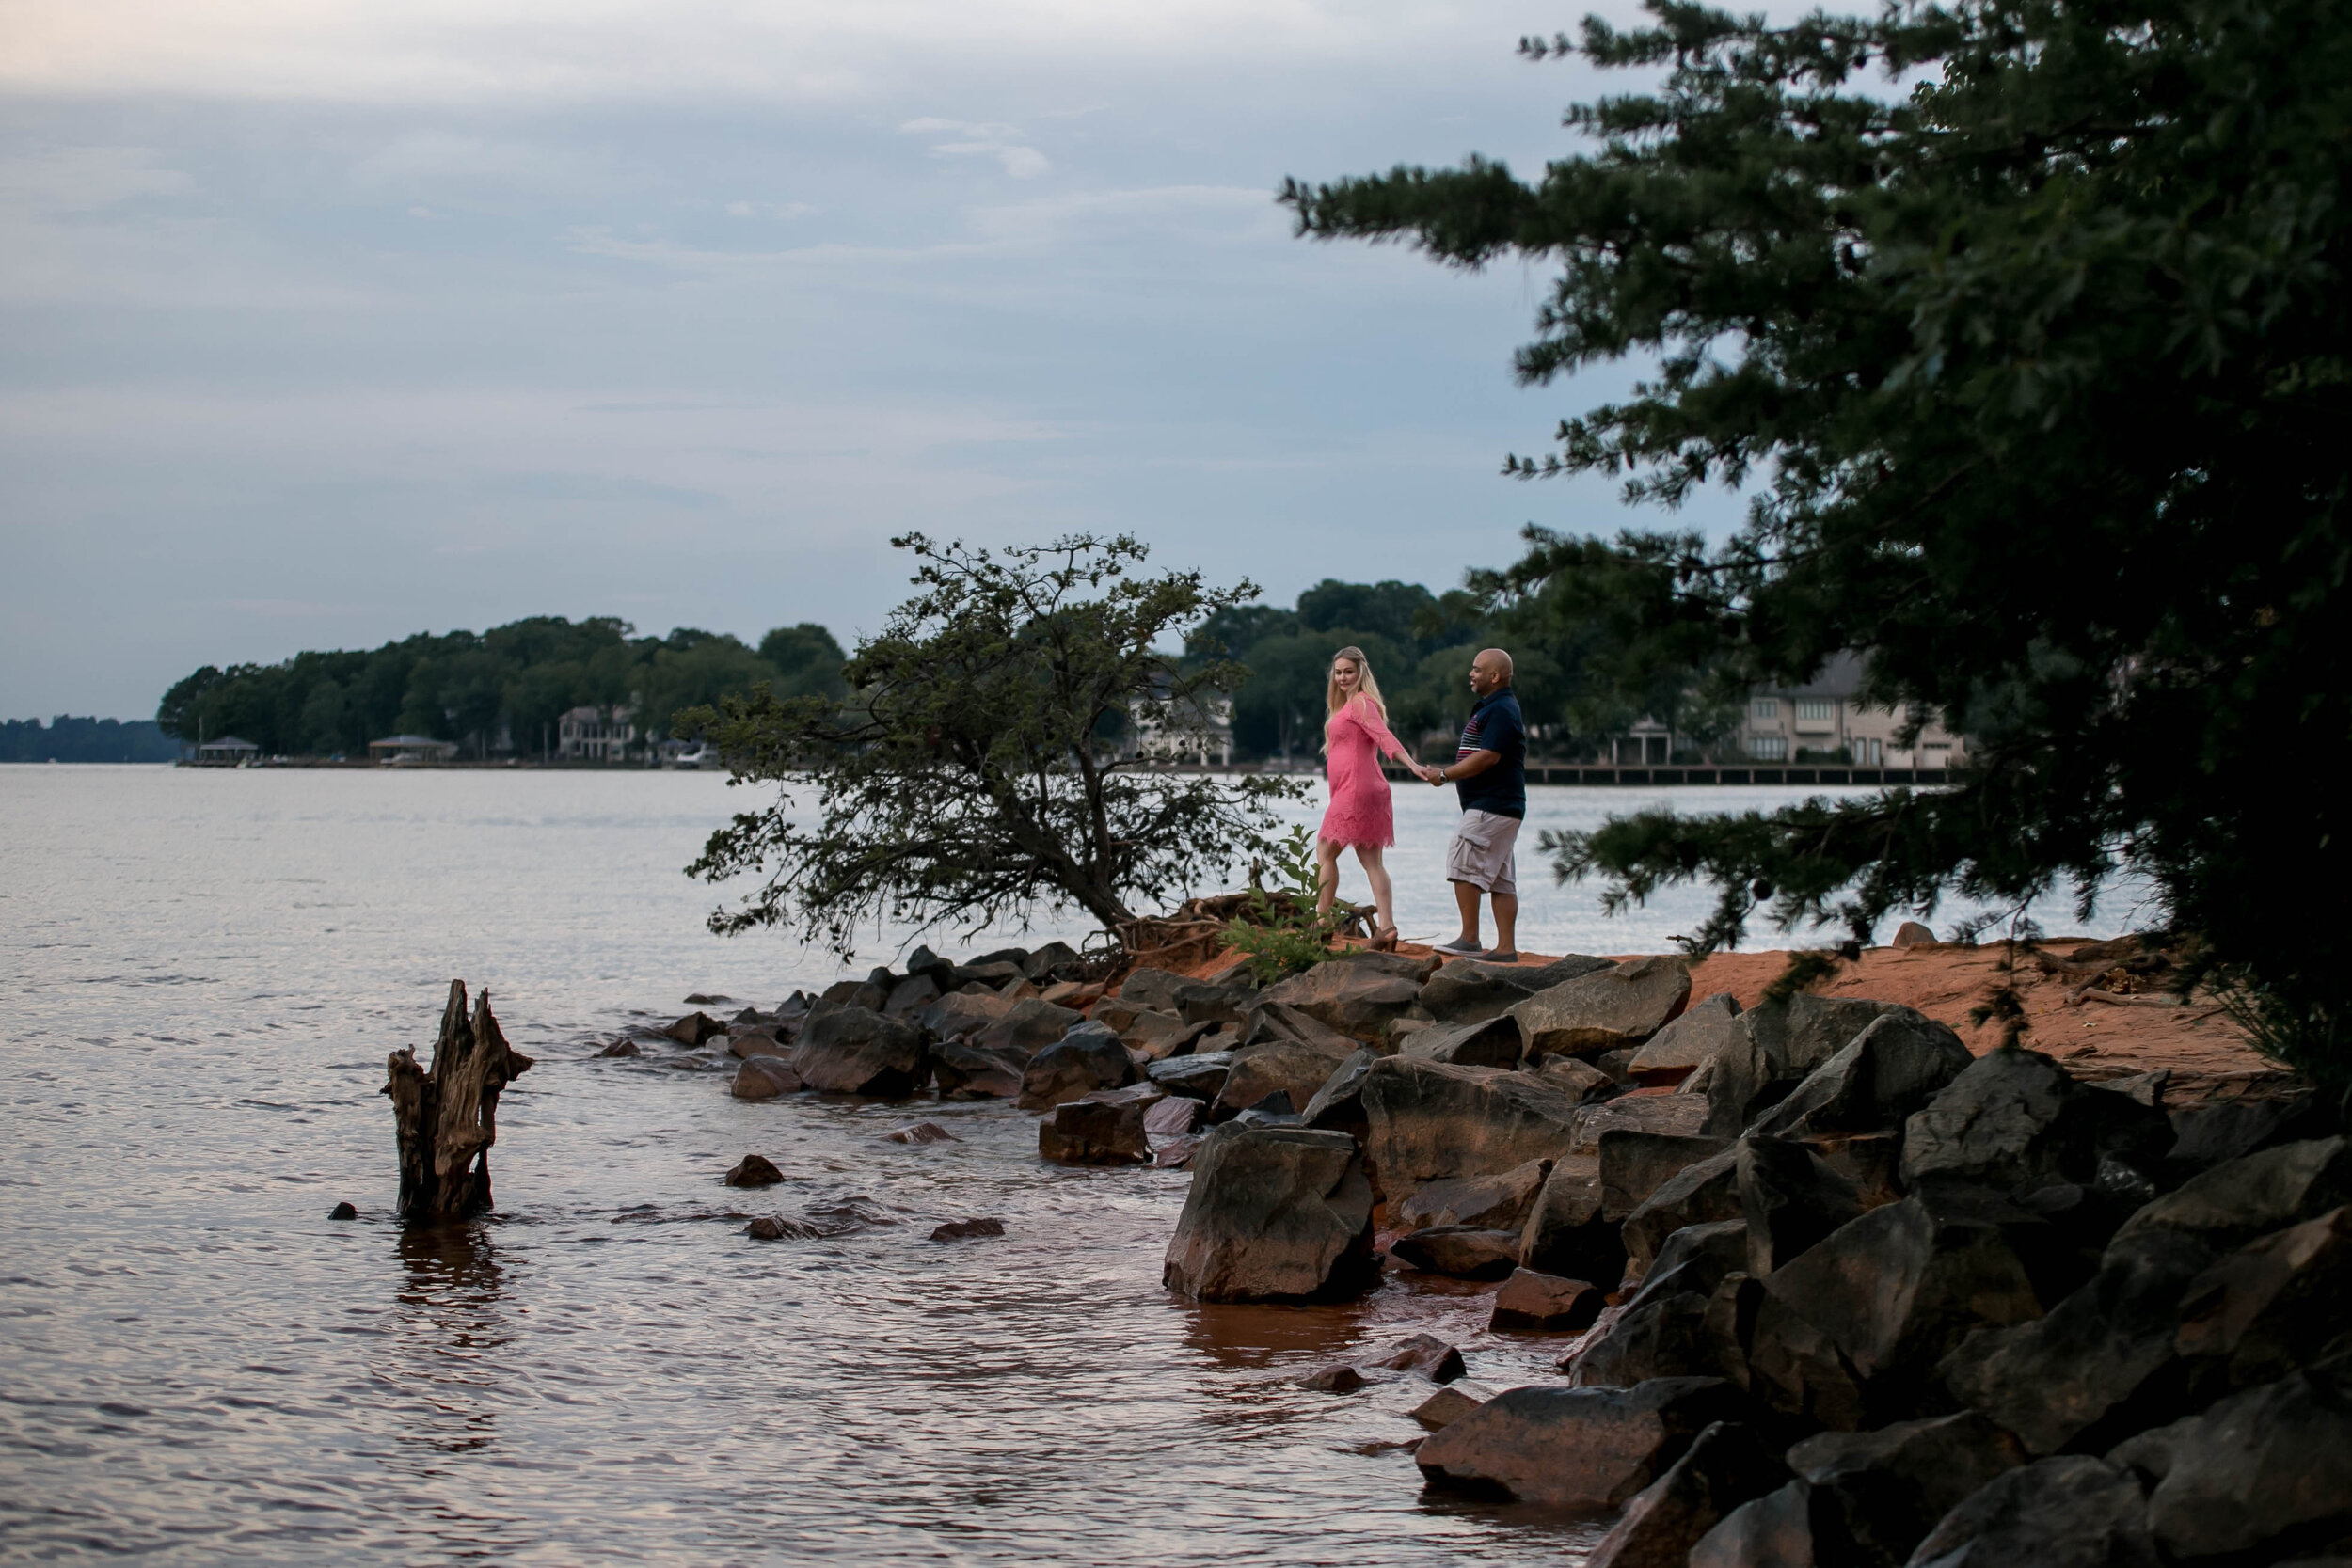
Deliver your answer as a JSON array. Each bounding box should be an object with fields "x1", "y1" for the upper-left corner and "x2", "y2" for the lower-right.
[{"x1": 2, "y1": 717, "x2": 179, "y2": 763}]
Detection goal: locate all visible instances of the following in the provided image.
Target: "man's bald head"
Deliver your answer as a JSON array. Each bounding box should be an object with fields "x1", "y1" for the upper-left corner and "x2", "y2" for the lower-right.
[{"x1": 1470, "y1": 647, "x2": 1514, "y2": 694}]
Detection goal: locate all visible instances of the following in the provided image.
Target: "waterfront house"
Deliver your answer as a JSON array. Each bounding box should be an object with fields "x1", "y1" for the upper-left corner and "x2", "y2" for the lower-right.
[
  {"x1": 558, "y1": 705, "x2": 638, "y2": 763},
  {"x1": 1739, "y1": 653, "x2": 1968, "y2": 768},
  {"x1": 191, "y1": 736, "x2": 261, "y2": 767}
]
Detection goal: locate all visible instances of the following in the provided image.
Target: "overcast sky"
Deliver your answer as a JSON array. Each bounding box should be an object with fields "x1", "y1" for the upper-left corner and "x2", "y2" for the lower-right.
[{"x1": 1, "y1": 0, "x2": 1749, "y2": 721}]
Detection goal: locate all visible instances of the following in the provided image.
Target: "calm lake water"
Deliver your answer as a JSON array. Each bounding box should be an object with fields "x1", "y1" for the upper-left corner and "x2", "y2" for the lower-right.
[{"x1": 0, "y1": 767, "x2": 2137, "y2": 1564}]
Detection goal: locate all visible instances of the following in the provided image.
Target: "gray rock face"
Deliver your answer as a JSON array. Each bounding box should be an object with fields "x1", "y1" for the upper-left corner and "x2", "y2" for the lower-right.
[
  {"x1": 1706, "y1": 995, "x2": 1918, "y2": 1139},
  {"x1": 1017, "y1": 1022, "x2": 1138, "y2": 1110},
  {"x1": 917, "y1": 988, "x2": 1017, "y2": 1042},
  {"x1": 2174, "y1": 1204, "x2": 2352, "y2": 1390},
  {"x1": 1900, "y1": 1455, "x2": 2156, "y2": 1568},
  {"x1": 1691, "y1": 1480, "x2": 1826, "y2": 1568},
  {"x1": 970, "y1": 998, "x2": 1084, "y2": 1061},
  {"x1": 1901, "y1": 1047, "x2": 2171, "y2": 1192},
  {"x1": 1396, "y1": 1157, "x2": 1553, "y2": 1233},
  {"x1": 1623, "y1": 1145, "x2": 1744, "y2": 1275},
  {"x1": 1747, "y1": 1185, "x2": 2050, "y2": 1430},
  {"x1": 1147, "y1": 1051, "x2": 1232, "y2": 1101},
  {"x1": 1629, "y1": 991, "x2": 1746, "y2": 1084},
  {"x1": 1143, "y1": 1093, "x2": 1204, "y2": 1137},
  {"x1": 790, "y1": 1006, "x2": 928, "y2": 1096},
  {"x1": 1571, "y1": 1220, "x2": 1751, "y2": 1388},
  {"x1": 1301, "y1": 1047, "x2": 1378, "y2": 1133},
  {"x1": 1520, "y1": 1154, "x2": 1627, "y2": 1285},
  {"x1": 1212, "y1": 1036, "x2": 1358, "y2": 1121},
  {"x1": 1752, "y1": 1013, "x2": 1975, "y2": 1140},
  {"x1": 730, "y1": 1054, "x2": 803, "y2": 1099},
  {"x1": 1161, "y1": 1125, "x2": 1375, "y2": 1302},
  {"x1": 1415, "y1": 1377, "x2": 1751, "y2": 1508},
  {"x1": 2163, "y1": 1093, "x2": 2332, "y2": 1178},
  {"x1": 1603, "y1": 1132, "x2": 1735, "y2": 1221},
  {"x1": 1119, "y1": 966, "x2": 1254, "y2": 1026},
  {"x1": 1490, "y1": 1268, "x2": 1606, "y2": 1332},
  {"x1": 1359, "y1": 1057, "x2": 1589, "y2": 1207},
  {"x1": 930, "y1": 1040, "x2": 1025, "y2": 1099},
  {"x1": 882, "y1": 973, "x2": 941, "y2": 1017},
  {"x1": 1255, "y1": 960, "x2": 1423, "y2": 1043},
  {"x1": 1038, "y1": 1098, "x2": 1150, "y2": 1164},
  {"x1": 2111, "y1": 1135, "x2": 2352, "y2": 1255},
  {"x1": 1586, "y1": 1420, "x2": 1791, "y2": 1568},
  {"x1": 1389, "y1": 1226, "x2": 1522, "y2": 1278},
  {"x1": 2109, "y1": 1369, "x2": 2352, "y2": 1563},
  {"x1": 1399, "y1": 1013, "x2": 1525, "y2": 1069},
  {"x1": 1788, "y1": 1412, "x2": 2026, "y2": 1568},
  {"x1": 1571, "y1": 1092, "x2": 1713, "y2": 1156},
  {"x1": 1511, "y1": 956, "x2": 1693, "y2": 1059},
  {"x1": 1120, "y1": 1007, "x2": 1211, "y2": 1061},
  {"x1": 1740, "y1": 1136, "x2": 1866, "y2": 1276},
  {"x1": 1422, "y1": 954, "x2": 1614, "y2": 1024}
]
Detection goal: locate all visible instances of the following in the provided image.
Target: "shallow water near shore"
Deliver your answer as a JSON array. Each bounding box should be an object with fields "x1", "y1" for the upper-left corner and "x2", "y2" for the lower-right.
[{"x1": 0, "y1": 767, "x2": 2136, "y2": 1562}]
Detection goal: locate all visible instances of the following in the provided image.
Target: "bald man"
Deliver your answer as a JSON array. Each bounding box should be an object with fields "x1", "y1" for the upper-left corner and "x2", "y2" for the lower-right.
[{"x1": 1425, "y1": 647, "x2": 1527, "y2": 960}]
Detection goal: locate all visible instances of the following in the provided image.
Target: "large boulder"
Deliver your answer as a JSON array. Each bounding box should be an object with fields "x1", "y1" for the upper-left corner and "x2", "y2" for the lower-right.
[
  {"x1": 1399, "y1": 1014, "x2": 1525, "y2": 1069},
  {"x1": 1255, "y1": 958, "x2": 1423, "y2": 1044},
  {"x1": 1491, "y1": 1268, "x2": 1607, "y2": 1332},
  {"x1": 1119, "y1": 1007, "x2": 1211, "y2": 1062},
  {"x1": 1900, "y1": 1047, "x2": 2172, "y2": 1193},
  {"x1": 1571, "y1": 1220, "x2": 1751, "y2": 1388},
  {"x1": 1017, "y1": 1022, "x2": 1138, "y2": 1110},
  {"x1": 1396, "y1": 1157, "x2": 1553, "y2": 1233},
  {"x1": 1161, "y1": 1125, "x2": 1375, "y2": 1301},
  {"x1": 1705, "y1": 994, "x2": 1919, "y2": 1138},
  {"x1": 2110, "y1": 1135, "x2": 2352, "y2": 1256},
  {"x1": 1629, "y1": 991, "x2": 1745, "y2": 1085},
  {"x1": 917, "y1": 988, "x2": 1017, "y2": 1042},
  {"x1": 930, "y1": 1040, "x2": 1025, "y2": 1099},
  {"x1": 1520, "y1": 1154, "x2": 1628, "y2": 1285},
  {"x1": 2108, "y1": 1368, "x2": 2352, "y2": 1563},
  {"x1": 2174, "y1": 1204, "x2": 2352, "y2": 1391},
  {"x1": 2163, "y1": 1092, "x2": 2333, "y2": 1180},
  {"x1": 1746, "y1": 1184, "x2": 2052, "y2": 1430},
  {"x1": 1301, "y1": 1047, "x2": 1378, "y2": 1135},
  {"x1": 730, "y1": 1055, "x2": 803, "y2": 1100},
  {"x1": 1212, "y1": 1036, "x2": 1358, "y2": 1121},
  {"x1": 1422, "y1": 954, "x2": 1613, "y2": 1024},
  {"x1": 1739, "y1": 1135, "x2": 1867, "y2": 1276},
  {"x1": 1586, "y1": 1420, "x2": 1791, "y2": 1568},
  {"x1": 1751, "y1": 1012, "x2": 1975, "y2": 1140},
  {"x1": 790, "y1": 1006, "x2": 928, "y2": 1096},
  {"x1": 1414, "y1": 1377, "x2": 1752, "y2": 1508},
  {"x1": 1788, "y1": 1412, "x2": 2026, "y2": 1568},
  {"x1": 1690, "y1": 1481, "x2": 1830, "y2": 1568},
  {"x1": 1603, "y1": 1132, "x2": 1733, "y2": 1221},
  {"x1": 1147, "y1": 1051, "x2": 1232, "y2": 1101},
  {"x1": 1623, "y1": 1145, "x2": 1744, "y2": 1275},
  {"x1": 1359, "y1": 1057, "x2": 1589, "y2": 1207},
  {"x1": 1899, "y1": 1455, "x2": 2156, "y2": 1568},
  {"x1": 1119, "y1": 966, "x2": 1253, "y2": 1025},
  {"x1": 971, "y1": 998, "x2": 1084, "y2": 1061},
  {"x1": 1038, "y1": 1098, "x2": 1150, "y2": 1164},
  {"x1": 1511, "y1": 957, "x2": 1692, "y2": 1059},
  {"x1": 1571, "y1": 1092, "x2": 1712, "y2": 1155},
  {"x1": 881, "y1": 972, "x2": 941, "y2": 1017},
  {"x1": 1389, "y1": 1226, "x2": 1522, "y2": 1278}
]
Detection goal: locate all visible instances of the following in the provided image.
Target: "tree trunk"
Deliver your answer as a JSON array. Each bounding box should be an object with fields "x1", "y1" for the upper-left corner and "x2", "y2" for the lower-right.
[{"x1": 383, "y1": 980, "x2": 534, "y2": 1226}]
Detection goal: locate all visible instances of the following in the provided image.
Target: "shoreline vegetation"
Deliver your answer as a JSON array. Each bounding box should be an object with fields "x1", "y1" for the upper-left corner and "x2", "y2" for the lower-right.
[{"x1": 654, "y1": 927, "x2": 2340, "y2": 1564}]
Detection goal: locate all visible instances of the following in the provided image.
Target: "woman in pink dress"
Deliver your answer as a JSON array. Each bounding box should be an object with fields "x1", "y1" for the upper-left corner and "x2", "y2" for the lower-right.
[{"x1": 1317, "y1": 646, "x2": 1434, "y2": 949}]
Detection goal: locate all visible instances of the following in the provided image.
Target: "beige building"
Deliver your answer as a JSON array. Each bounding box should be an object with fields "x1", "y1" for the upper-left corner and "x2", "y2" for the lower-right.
[
  {"x1": 558, "y1": 705, "x2": 638, "y2": 763},
  {"x1": 1740, "y1": 654, "x2": 1967, "y2": 768}
]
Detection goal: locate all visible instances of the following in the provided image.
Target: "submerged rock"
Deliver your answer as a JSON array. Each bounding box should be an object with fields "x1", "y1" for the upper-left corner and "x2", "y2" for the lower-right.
[
  {"x1": 885, "y1": 1120, "x2": 955, "y2": 1145},
  {"x1": 724, "y1": 1153, "x2": 784, "y2": 1187},
  {"x1": 930, "y1": 1217, "x2": 1005, "y2": 1241},
  {"x1": 1389, "y1": 1226, "x2": 1521, "y2": 1279},
  {"x1": 1038, "y1": 1098, "x2": 1150, "y2": 1165},
  {"x1": 790, "y1": 1006, "x2": 927, "y2": 1096},
  {"x1": 1489, "y1": 1268, "x2": 1605, "y2": 1332},
  {"x1": 1374, "y1": 1332, "x2": 1467, "y2": 1382}
]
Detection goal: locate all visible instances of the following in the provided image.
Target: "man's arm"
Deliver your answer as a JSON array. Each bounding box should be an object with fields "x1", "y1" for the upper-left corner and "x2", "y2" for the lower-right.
[{"x1": 1431, "y1": 749, "x2": 1503, "y2": 786}]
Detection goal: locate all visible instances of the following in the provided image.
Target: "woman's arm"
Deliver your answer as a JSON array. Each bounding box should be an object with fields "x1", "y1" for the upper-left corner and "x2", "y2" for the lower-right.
[{"x1": 1347, "y1": 696, "x2": 1415, "y2": 766}]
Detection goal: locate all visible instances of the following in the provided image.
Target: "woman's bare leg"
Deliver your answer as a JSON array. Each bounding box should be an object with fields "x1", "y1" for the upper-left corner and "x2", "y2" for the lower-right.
[
  {"x1": 1314, "y1": 836, "x2": 1343, "y2": 915},
  {"x1": 1355, "y1": 844, "x2": 1395, "y2": 935}
]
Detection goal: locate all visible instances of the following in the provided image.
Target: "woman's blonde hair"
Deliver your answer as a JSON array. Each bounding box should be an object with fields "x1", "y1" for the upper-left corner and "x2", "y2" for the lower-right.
[{"x1": 1326, "y1": 646, "x2": 1389, "y2": 721}]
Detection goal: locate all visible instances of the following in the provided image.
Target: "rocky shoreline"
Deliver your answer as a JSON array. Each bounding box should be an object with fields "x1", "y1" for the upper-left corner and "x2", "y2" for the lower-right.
[{"x1": 644, "y1": 938, "x2": 2348, "y2": 1567}]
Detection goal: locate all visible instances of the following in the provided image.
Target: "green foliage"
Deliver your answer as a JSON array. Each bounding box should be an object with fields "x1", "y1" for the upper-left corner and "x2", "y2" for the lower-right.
[
  {"x1": 1, "y1": 716, "x2": 178, "y2": 763},
  {"x1": 1288, "y1": 0, "x2": 2352, "y2": 1075},
  {"x1": 682, "y1": 535, "x2": 1306, "y2": 956},
  {"x1": 153, "y1": 615, "x2": 848, "y2": 758},
  {"x1": 1221, "y1": 825, "x2": 1347, "y2": 982}
]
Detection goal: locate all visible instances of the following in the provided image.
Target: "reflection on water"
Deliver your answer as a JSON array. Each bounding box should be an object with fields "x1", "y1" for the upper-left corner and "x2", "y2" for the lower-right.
[{"x1": 390, "y1": 1225, "x2": 511, "y2": 1459}]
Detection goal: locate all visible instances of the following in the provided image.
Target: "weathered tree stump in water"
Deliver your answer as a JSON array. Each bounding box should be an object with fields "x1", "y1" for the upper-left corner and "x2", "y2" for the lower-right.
[{"x1": 383, "y1": 980, "x2": 534, "y2": 1226}]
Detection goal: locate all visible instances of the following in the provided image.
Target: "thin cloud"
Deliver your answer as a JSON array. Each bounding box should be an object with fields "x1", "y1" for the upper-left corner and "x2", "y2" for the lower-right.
[{"x1": 899, "y1": 117, "x2": 1049, "y2": 179}]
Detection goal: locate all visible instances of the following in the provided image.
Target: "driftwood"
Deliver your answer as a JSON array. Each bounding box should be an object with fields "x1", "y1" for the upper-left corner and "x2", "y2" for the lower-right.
[{"x1": 383, "y1": 980, "x2": 534, "y2": 1226}]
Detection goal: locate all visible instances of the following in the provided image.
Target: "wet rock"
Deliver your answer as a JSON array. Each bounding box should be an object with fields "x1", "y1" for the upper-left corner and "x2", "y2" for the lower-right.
[
  {"x1": 684, "y1": 991, "x2": 733, "y2": 1006},
  {"x1": 665, "y1": 1010, "x2": 726, "y2": 1046},
  {"x1": 1629, "y1": 992, "x2": 1746, "y2": 1085},
  {"x1": 1256, "y1": 960, "x2": 1423, "y2": 1044},
  {"x1": 1900, "y1": 1046, "x2": 2171, "y2": 1193},
  {"x1": 1153, "y1": 1134, "x2": 1202, "y2": 1168},
  {"x1": 1787, "y1": 1411, "x2": 2026, "y2": 1567},
  {"x1": 918, "y1": 989, "x2": 1017, "y2": 1042},
  {"x1": 1689, "y1": 1480, "x2": 1827, "y2": 1568},
  {"x1": 1359, "y1": 1057, "x2": 1589, "y2": 1208},
  {"x1": 1399, "y1": 1014, "x2": 1525, "y2": 1069},
  {"x1": 1212, "y1": 1036, "x2": 1357, "y2": 1122},
  {"x1": 972, "y1": 998, "x2": 1085, "y2": 1061},
  {"x1": 929, "y1": 1216, "x2": 1006, "y2": 1241},
  {"x1": 1751, "y1": 1012, "x2": 1974, "y2": 1140},
  {"x1": 1390, "y1": 1227, "x2": 1522, "y2": 1279},
  {"x1": 1162, "y1": 1124, "x2": 1375, "y2": 1302},
  {"x1": 1747, "y1": 1184, "x2": 2051, "y2": 1430},
  {"x1": 1571, "y1": 1092, "x2": 1712, "y2": 1155},
  {"x1": 2111, "y1": 1134, "x2": 2352, "y2": 1256},
  {"x1": 1511, "y1": 956, "x2": 1692, "y2": 1059},
  {"x1": 1397, "y1": 1157, "x2": 1552, "y2": 1233},
  {"x1": 885, "y1": 1120, "x2": 955, "y2": 1145},
  {"x1": 790, "y1": 1006, "x2": 928, "y2": 1096},
  {"x1": 328, "y1": 1201, "x2": 358, "y2": 1220},
  {"x1": 1301, "y1": 1047, "x2": 1378, "y2": 1136},
  {"x1": 723, "y1": 1028, "x2": 781, "y2": 1058},
  {"x1": 724, "y1": 1153, "x2": 784, "y2": 1187},
  {"x1": 1603, "y1": 1132, "x2": 1734, "y2": 1221},
  {"x1": 1411, "y1": 1380, "x2": 1494, "y2": 1429},
  {"x1": 1017, "y1": 1022, "x2": 1137, "y2": 1110},
  {"x1": 1147, "y1": 1051, "x2": 1232, "y2": 1101},
  {"x1": 746, "y1": 1214, "x2": 822, "y2": 1240},
  {"x1": 1572, "y1": 1221, "x2": 1750, "y2": 1388},
  {"x1": 1521, "y1": 1154, "x2": 1629, "y2": 1285},
  {"x1": 731, "y1": 1055, "x2": 804, "y2": 1100},
  {"x1": 1623, "y1": 1145, "x2": 1743, "y2": 1275},
  {"x1": 1900, "y1": 1455, "x2": 2155, "y2": 1568},
  {"x1": 1940, "y1": 1227, "x2": 2216, "y2": 1455},
  {"x1": 2108, "y1": 1368, "x2": 2352, "y2": 1563},
  {"x1": 930, "y1": 1041, "x2": 1024, "y2": 1099},
  {"x1": 1422, "y1": 954, "x2": 1613, "y2": 1024},
  {"x1": 1415, "y1": 1377, "x2": 1750, "y2": 1508},
  {"x1": 1375, "y1": 1332, "x2": 1467, "y2": 1382},
  {"x1": 1739, "y1": 1136, "x2": 1866, "y2": 1276},
  {"x1": 1298, "y1": 1362, "x2": 1367, "y2": 1392},
  {"x1": 2173, "y1": 1204, "x2": 2352, "y2": 1393},
  {"x1": 1039, "y1": 1098, "x2": 1151, "y2": 1164},
  {"x1": 1490, "y1": 1268, "x2": 1605, "y2": 1332},
  {"x1": 1144, "y1": 1094, "x2": 1205, "y2": 1137},
  {"x1": 597, "y1": 1038, "x2": 643, "y2": 1058},
  {"x1": 1586, "y1": 1420, "x2": 1791, "y2": 1568}
]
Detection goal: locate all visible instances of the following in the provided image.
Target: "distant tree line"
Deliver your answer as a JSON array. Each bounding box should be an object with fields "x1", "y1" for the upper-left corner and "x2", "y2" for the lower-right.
[
  {"x1": 155, "y1": 617, "x2": 849, "y2": 759},
  {"x1": 2, "y1": 717, "x2": 179, "y2": 763}
]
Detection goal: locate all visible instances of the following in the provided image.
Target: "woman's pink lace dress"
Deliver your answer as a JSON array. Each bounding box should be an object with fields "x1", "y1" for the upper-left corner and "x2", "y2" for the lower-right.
[{"x1": 1320, "y1": 695, "x2": 1413, "y2": 847}]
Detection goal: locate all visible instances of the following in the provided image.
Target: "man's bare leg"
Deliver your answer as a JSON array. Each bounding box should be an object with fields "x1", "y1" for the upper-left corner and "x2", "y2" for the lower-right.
[
  {"x1": 1491, "y1": 892, "x2": 1519, "y2": 958},
  {"x1": 1451, "y1": 879, "x2": 1484, "y2": 948}
]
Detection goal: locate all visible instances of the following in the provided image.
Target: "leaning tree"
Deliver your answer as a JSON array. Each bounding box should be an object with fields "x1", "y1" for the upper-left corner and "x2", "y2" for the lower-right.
[
  {"x1": 1285, "y1": 0, "x2": 2352, "y2": 1075},
  {"x1": 683, "y1": 533, "x2": 1301, "y2": 958}
]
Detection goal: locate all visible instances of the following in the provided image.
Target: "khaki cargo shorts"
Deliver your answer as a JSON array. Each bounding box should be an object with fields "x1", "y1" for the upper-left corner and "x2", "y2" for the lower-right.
[{"x1": 1445, "y1": 808, "x2": 1520, "y2": 896}]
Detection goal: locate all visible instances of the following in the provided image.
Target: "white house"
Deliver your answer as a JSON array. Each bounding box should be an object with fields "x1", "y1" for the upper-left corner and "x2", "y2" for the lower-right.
[{"x1": 558, "y1": 705, "x2": 638, "y2": 763}]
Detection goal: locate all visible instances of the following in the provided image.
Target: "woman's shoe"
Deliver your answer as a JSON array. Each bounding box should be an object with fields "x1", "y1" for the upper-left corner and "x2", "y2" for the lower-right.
[{"x1": 1370, "y1": 927, "x2": 1400, "y2": 952}]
